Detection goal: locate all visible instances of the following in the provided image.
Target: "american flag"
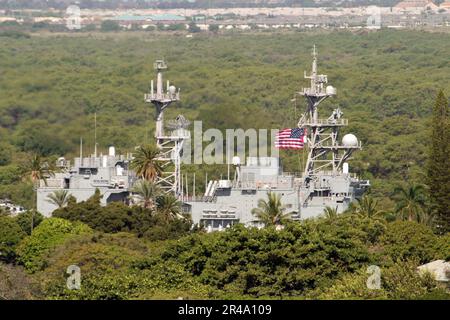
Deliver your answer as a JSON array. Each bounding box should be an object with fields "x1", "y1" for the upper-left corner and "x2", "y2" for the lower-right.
[{"x1": 275, "y1": 128, "x2": 307, "y2": 149}]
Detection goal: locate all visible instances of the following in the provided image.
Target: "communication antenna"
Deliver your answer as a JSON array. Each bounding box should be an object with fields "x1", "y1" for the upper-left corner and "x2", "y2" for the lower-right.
[
  {"x1": 94, "y1": 112, "x2": 97, "y2": 158},
  {"x1": 79, "y1": 137, "x2": 83, "y2": 161}
]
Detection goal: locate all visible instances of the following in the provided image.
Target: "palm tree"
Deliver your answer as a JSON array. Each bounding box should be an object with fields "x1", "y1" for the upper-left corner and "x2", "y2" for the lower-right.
[
  {"x1": 352, "y1": 195, "x2": 385, "y2": 220},
  {"x1": 393, "y1": 185, "x2": 427, "y2": 222},
  {"x1": 156, "y1": 193, "x2": 183, "y2": 221},
  {"x1": 131, "y1": 180, "x2": 161, "y2": 210},
  {"x1": 323, "y1": 206, "x2": 338, "y2": 220},
  {"x1": 130, "y1": 145, "x2": 162, "y2": 182},
  {"x1": 22, "y1": 154, "x2": 55, "y2": 188},
  {"x1": 21, "y1": 154, "x2": 55, "y2": 231},
  {"x1": 46, "y1": 190, "x2": 71, "y2": 209},
  {"x1": 251, "y1": 192, "x2": 291, "y2": 227}
]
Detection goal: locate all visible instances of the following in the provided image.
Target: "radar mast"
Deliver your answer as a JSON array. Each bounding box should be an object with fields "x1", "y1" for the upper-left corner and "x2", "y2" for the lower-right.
[
  {"x1": 145, "y1": 60, "x2": 189, "y2": 197},
  {"x1": 298, "y1": 47, "x2": 361, "y2": 199}
]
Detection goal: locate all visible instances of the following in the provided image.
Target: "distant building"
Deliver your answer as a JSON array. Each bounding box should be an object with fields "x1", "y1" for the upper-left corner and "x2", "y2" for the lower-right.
[
  {"x1": 395, "y1": 0, "x2": 438, "y2": 9},
  {"x1": 110, "y1": 14, "x2": 185, "y2": 26},
  {"x1": 440, "y1": 1, "x2": 450, "y2": 9},
  {"x1": 0, "y1": 199, "x2": 26, "y2": 216}
]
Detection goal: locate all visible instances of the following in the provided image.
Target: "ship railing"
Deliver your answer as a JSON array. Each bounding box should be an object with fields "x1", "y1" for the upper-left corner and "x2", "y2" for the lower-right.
[
  {"x1": 144, "y1": 92, "x2": 179, "y2": 102},
  {"x1": 301, "y1": 118, "x2": 348, "y2": 126},
  {"x1": 184, "y1": 196, "x2": 217, "y2": 203}
]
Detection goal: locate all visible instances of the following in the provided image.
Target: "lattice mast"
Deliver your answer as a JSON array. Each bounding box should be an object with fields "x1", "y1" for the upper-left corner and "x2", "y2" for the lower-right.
[
  {"x1": 298, "y1": 46, "x2": 361, "y2": 184},
  {"x1": 145, "y1": 60, "x2": 188, "y2": 196}
]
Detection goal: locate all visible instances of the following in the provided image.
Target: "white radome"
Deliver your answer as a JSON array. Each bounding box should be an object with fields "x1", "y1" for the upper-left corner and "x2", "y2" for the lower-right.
[
  {"x1": 169, "y1": 85, "x2": 176, "y2": 94},
  {"x1": 342, "y1": 134, "x2": 358, "y2": 147},
  {"x1": 326, "y1": 85, "x2": 337, "y2": 96}
]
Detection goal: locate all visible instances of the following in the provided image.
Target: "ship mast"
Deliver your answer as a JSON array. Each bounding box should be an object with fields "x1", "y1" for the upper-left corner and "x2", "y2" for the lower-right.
[
  {"x1": 145, "y1": 60, "x2": 189, "y2": 197},
  {"x1": 298, "y1": 46, "x2": 361, "y2": 186}
]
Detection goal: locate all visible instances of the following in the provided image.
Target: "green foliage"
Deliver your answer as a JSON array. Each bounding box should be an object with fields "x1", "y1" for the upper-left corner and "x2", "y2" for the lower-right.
[
  {"x1": 159, "y1": 218, "x2": 374, "y2": 297},
  {"x1": 52, "y1": 194, "x2": 191, "y2": 240},
  {"x1": 0, "y1": 30, "x2": 30, "y2": 39},
  {"x1": 0, "y1": 142, "x2": 14, "y2": 165},
  {"x1": 100, "y1": 20, "x2": 120, "y2": 32},
  {"x1": 131, "y1": 179, "x2": 161, "y2": 209},
  {"x1": 14, "y1": 210, "x2": 44, "y2": 235},
  {"x1": 426, "y1": 91, "x2": 450, "y2": 234},
  {"x1": 0, "y1": 263, "x2": 37, "y2": 300},
  {"x1": 378, "y1": 221, "x2": 445, "y2": 264},
  {"x1": 155, "y1": 193, "x2": 183, "y2": 222},
  {"x1": 393, "y1": 184, "x2": 428, "y2": 223},
  {"x1": 16, "y1": 217, "x2": 92, "y2": 273},
  {"x1": 8, "y1": 214, "x2": 448, "y2": 300},
  {"x1": 251, "y1": 192, "x2": 291, "y2": 226},
  {"x1": 208, "y1": 24, "x2": 219, "y2": 33},
  {"x1": 351, "y1": 195, "x2": 385, "y2": 220},
  {"x1": 0, "y1": 216, "x2": 26, "y2": 262},
  {"x1": 129, "y1": 145, "x2": 163, "y2": 182},
  {"x1": 46, "y1": 189, "x2": 71, "y2": 209},
  {"x1": 318, "y1": 260, "x2": 448, "y2": 300},
  {"x1": 35, "y1": 232, "x2": 209, "y2": 300}
]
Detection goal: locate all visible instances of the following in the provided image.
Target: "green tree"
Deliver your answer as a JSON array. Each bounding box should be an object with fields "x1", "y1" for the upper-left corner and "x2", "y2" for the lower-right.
[
  {"x1": 0, "y1": 216, "x2": 26, "y2": 262},
  {"x1": 352, "y1": 195, "x2": 385, "y2": 220},
  {"x1": 15, "y1": 210, "x2": 44, "y2": 235},
  {"x1": 16, "y1": 217, "x2": 92, "y2": 273},
  {"x1": 393, "y1": 185, "x2": 427, "y2": 222},
  {"x1": 46, "y1": 189, "x2": 71, "y2": 209},
  {"x1": 251, "y1": 192, "x2": 291, "y2": 227},
  {"x1": 130, "y1": 145, "x2": 162, "y2": 182},
  {"x1": 21, "y1": 154, "x2": 54, "y2": 188},
  {"x1": 156, "y1": 193, "x2": 183, "y2": 221},
  {"x1": 426, "y1": 90, "x2": 450, "y2": 234},
  {"x1": 379, "y1": 221, "x2": 444, "y2": 264},
  {"x1": 208, "y1": 24, "x2": 219, "y2": 33},
  {"x1": 20, "y1": 154, "x2": 55, "y2": 231},
  {"x1": 323, "y1": 206, "x2": 338, "y2": 220},
  {"x1": 131, "y1": 180, "x2": 161, "y2": 210},
  {"x1": 101, "y1": 20, "x2": 120, "y2": 32}
]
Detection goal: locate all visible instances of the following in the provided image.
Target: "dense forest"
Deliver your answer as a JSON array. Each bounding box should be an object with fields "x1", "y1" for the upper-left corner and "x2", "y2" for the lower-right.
[{"x1": 0, "y1": 29, "x2": 449, "y2": 299}]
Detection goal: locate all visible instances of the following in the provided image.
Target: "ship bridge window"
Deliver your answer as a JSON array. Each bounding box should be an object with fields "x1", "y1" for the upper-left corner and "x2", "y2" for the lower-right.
[
  {"x1": 79, "y1": 168, "x2": 98, "y2": 175},
  {"x1": 63, "y1": 178, "x2": 70, "y2": 189}
]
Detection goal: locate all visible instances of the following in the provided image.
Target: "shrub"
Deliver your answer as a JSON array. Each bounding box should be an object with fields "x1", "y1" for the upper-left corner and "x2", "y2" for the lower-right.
[
  {"x1": 379, "y1": 221, "x2": 444, "y2": 264},
  {"x1": 318, "y1": 260, "x2": 447, "y2": 300},
  {"x1": 16, "y1": 218, "x2": 92, "y2": 273},
  {"x1": 15, "y1": 210, "x2": 44, "y2": 235},
  {"x1": 0, "y1": 216, "x2": 26, "y2": 262}
]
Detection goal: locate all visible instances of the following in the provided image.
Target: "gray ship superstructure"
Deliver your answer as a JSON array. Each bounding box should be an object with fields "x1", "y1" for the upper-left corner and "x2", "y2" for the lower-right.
[
  {"x1": 186, "y1": 47, "x2": 369, "y2": 231},
  {"x1": 36, "y1": 53, "x2": 368, "y2": 224},
  {"x1": 37, "y1": 147, "x2": 135, "y2": 216}
]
